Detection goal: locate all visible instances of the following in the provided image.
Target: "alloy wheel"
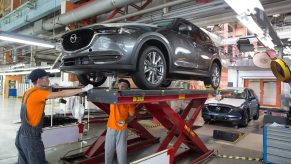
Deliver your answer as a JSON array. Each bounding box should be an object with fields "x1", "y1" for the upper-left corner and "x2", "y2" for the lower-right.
[
  {"x1": 143, "y1": 51, "x2": 165, "y2": 85},
  {"x1": 211, "y1": 65, "x2": 220, "y2": 88}
]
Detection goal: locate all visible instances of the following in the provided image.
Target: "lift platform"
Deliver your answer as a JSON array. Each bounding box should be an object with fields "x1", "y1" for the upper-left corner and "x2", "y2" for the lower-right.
[{"x1": 61, "y1": 89, "x2": 214, "y2": 164}]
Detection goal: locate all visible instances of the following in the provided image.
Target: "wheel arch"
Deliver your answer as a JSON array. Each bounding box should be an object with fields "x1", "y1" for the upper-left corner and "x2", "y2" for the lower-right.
[
  {"x1": 131, "y1": 33, "x2": 173, "y2": 73},
  {"x1": 211, "y1": 58, "x2": 222, "y2": 72}
]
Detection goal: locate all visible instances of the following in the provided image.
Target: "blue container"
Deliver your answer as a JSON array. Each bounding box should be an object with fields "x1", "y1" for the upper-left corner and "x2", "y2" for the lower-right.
[
  {"x1": 8, "y1": 88, "x2": 17, "y2": 97},
  {"x1": 263, "y1": 123, "x2": 291, "y2": 164}
]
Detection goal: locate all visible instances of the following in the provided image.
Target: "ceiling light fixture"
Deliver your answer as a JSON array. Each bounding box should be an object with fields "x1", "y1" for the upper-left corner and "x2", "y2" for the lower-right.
[
  {"x1": 237, "y1": 15, "x2": 275, "y2": 49},
  {"x1": 225, "y1": 0, "x2": 275, "y2": 49},
  {"x1": 0, "y1": 31, "x2": 55, "y2": 48}
]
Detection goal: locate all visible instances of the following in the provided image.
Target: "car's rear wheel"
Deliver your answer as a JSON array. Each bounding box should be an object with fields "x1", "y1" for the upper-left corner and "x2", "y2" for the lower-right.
[
  {"x1": 77, "y1": 73, "x2": 107, "y2": 87},
  {"x1": 132, "y1": 46, "x2": 167, "y2": 89},
  {"x1": 204, "y1": 62, "x2": 221, "y2": 89}
]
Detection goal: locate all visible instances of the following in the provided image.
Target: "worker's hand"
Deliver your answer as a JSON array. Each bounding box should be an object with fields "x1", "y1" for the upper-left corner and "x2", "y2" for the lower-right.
[{"x1": 81, "y1": 84, "x2": 94, "y2": 92}]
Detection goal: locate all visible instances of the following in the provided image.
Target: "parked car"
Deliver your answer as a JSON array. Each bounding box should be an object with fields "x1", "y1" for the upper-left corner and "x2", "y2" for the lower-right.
[
  {"x1": 202, "y1": 87, "x2": 260, "y2": 127},
  {"x1": 60, "y1": 18, "x2": 221, "y2": 89}
]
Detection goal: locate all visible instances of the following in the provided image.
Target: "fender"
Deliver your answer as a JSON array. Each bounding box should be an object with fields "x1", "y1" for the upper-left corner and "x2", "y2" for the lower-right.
[{"x1": 131, "y1": 32, "x2": 174, "y2": 72}]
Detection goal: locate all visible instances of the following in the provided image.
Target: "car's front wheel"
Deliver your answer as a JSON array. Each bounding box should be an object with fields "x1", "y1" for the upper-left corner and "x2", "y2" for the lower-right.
[
  {"x1": 204, "y1": 62, "x2": 221, "y2": 90},
  {"x1": 253, "y1": 106, "x2": 260, "y2": 120},
  {"x1": 77, "y1": 73, "x2": 107, "y2": 87},
  {"x1": 132, "y1": 46, "x2": 167, "y2": 89},
  {"x1": 240, "y1": 109, "x2": 249, "y2": 127}
]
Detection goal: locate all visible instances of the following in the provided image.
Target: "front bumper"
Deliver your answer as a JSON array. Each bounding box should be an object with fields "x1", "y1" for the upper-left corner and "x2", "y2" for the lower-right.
[
  {"x1": 60, "y1": 64, "x2": 135, "y2": 75},
  {"x1": 60, "y1": 50, "x2": 135, "y2": 75},
  {"x1": 202, "y1": 108, "x2": 244, "y2": 123},
  {"x1": 202, "y1": 113, "x2": 242, "y2": 122}
]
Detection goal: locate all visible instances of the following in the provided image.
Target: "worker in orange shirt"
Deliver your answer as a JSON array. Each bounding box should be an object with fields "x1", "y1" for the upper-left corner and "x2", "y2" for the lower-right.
[
  {"x1": 105, "y1": 79, "x2": 136, "y2": 164},
  {"x1": 15, "y1": 69, "x2": 93, "y2": 164}
]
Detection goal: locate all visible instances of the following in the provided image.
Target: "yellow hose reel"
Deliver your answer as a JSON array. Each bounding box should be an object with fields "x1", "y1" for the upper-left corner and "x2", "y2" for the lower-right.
[{"x1": 271, "y1": 58, "x2": 291, "y2": 82}]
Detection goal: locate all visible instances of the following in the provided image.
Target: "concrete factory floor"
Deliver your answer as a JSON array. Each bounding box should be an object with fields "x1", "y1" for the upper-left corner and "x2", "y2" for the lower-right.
[{"x1": 0, "y1": 95, "x2": 268, "y2": 164}]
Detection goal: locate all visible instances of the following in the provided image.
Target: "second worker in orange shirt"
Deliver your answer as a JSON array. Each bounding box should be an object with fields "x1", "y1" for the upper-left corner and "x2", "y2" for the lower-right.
[{"x1": 105, "y1": 79, "x2": 136, "y2": 164}]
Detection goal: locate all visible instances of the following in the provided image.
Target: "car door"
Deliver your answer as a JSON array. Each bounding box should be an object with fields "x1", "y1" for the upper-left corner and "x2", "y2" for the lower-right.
[
  {"x1": 249, "y1": 89, "x2": 259, "y2": 116},
  {"x1": 247, "y1": 89, "x2": 259, "y2": 116},
  {"x1": 194, "y1": 29, "x2": 217, "y2": 71},
  {"x1": 170, "y1": 20, "x2": 199, "y2": 70}
]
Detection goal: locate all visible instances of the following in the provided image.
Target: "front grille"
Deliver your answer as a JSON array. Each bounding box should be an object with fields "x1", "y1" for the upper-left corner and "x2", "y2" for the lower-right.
[
  {"x1": 207, "y1": 106, "x2": 231, "y2": 113},
  {"x1": 62, "y1": 29, "x2": 95, "y2": 52}
]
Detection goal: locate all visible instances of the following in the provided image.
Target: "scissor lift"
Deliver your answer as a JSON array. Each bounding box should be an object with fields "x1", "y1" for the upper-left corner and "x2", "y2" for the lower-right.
[{"x1": 61, "y1": 89, "x2": 214, "y2": 163}]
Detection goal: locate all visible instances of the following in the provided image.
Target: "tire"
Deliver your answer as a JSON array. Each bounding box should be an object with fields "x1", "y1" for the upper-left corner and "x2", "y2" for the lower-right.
[
  {"x1": 77, "y1": 73, "x2": 107, "y2": 87},
  {"x1": 132, "y1": 46, "x2": 167, "y2": 89},
  {"x1": 204, "y1": 62, "x2": 221, "y2": 90},
  {"x1": 161, "y1": 79, "x2": 172, "y2": 88},
  {"x1": 253, "y1": 106, "x2": 260, "y2": 120},
  {"x1": 203, "y1": 118, "x2": 211, "y2": 124},
  {"x1": 240, "y1": 109, "x2": 249, "y2": 127}
]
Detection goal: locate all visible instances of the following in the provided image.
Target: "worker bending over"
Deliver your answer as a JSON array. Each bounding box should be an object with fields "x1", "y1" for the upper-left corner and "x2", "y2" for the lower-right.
[{"x1": 15, "y1": 68, "x2": 93, "y2": 164}]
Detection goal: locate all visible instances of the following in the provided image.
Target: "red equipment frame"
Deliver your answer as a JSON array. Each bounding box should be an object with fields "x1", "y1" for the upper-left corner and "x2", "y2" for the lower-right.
[{"x1": 61, "y1": 89, "x2": 214, "y2": 163}]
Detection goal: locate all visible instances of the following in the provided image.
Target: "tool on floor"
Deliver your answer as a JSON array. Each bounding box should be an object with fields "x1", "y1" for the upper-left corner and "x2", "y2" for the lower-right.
[{"x1": 213, "y1": 130, "x2": 245, "y2": 142}]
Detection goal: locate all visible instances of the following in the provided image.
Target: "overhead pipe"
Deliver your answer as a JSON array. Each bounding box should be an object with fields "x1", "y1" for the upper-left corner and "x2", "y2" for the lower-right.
[
  {"x1": 20, "y1": 0, "x2": 143, "y2": 35},
  {"x1": 135, "y1": 1, "x2": 227, "y2": 23},
  {"x1": 88, "y1": 0, "x2": 192, "y2": 25},
  {"x1": 0, "y1": 0, "x2": 142, "y2": 47}
]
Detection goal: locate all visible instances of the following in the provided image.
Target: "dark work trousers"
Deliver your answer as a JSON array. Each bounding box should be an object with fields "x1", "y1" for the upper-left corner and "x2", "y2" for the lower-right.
[{"x1": 15, "y1": 89, "x2": 48, "y2": 164}]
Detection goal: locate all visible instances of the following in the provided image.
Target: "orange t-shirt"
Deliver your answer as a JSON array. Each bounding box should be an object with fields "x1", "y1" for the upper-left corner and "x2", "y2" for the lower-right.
[
  {"x1": 23, "y1": 88, "x2": 50, "y2": 127},
  {"x1": 107, "y1": 104, "x2": 135, "y2": 131}
]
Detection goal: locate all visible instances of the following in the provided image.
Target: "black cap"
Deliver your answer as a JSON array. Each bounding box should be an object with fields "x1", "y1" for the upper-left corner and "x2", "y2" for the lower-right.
[
  {"x1": 118, "y1": 79, "x2": 130, "y2": 88},
  {"x1": 29, "y1": 69, "x2": 50, "y2": 83}
]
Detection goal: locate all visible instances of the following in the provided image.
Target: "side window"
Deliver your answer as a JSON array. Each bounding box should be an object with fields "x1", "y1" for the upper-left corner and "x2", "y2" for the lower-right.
[
  {"x1": 249, "y1": 90, "x2": 256, "y2": 97},
  {"x1": 190, "y1": 25, "x2": 201, "y2": 42},
  {"x1": 200, "y1": 31, "x2": 211, "y2": 42},
  {"x1": 241, "y1": 91, "x2": 247, "y2": 99}
]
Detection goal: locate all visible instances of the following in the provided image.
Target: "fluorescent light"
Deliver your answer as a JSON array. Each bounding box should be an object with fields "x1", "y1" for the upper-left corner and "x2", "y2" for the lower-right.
[
  {"x1": 0, "y1": 31, "x2": 55, "y2": 48},
  {"x1": 0, "y1": 36, "x2": 55, "y2": 48},
  {"x1": 0, "y1": 69, "x2": 60, "y2": 76},
  {"x1": 224, "y1": 0, "x2": 264, "y2": 15},
  {"x1": 224, "y1": 0, "x2": 275, "y2": 49}
]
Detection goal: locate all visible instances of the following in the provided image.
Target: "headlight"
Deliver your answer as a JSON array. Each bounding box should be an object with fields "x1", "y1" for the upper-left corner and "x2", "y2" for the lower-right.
[
  {"x1": 118, "y1": 27, "x2": 136, "y2": 34},
  {"x1": 96, "y1": 27, "x2": 136, "y2": 34}
]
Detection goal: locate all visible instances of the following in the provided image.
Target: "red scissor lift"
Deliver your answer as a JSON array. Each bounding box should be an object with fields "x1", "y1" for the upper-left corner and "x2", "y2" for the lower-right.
[{"x1": 61, "y1": 89, "x2": 214, "y2": 163}]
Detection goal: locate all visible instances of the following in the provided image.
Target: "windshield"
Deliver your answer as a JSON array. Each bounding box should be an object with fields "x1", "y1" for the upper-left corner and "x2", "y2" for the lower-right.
[
  {"x1": 221, "y1": 89, "x2": 246, "y2": 99},
  {"x1": 150, "y1": 19, "x2": 174, "y2": 28}
]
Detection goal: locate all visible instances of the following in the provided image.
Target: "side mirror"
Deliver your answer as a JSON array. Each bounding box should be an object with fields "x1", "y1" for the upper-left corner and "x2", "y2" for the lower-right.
[
  {"x1": 248, "y1": 96, "x2": 255, "y2": 100},
  {"x1": 179, "y1": 24, "x2": 192, "y2": 32}
]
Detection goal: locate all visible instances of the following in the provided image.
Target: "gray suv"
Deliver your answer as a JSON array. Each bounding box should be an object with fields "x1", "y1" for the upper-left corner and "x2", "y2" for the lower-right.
[{"x1": 60, "y1": 18, "x2": 221, "y2": 89}]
